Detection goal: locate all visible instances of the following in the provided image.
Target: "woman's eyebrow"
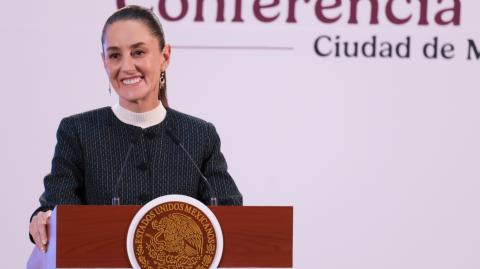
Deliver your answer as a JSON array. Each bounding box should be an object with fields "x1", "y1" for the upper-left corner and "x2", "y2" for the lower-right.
[
  {"x1": 106, "y1": 46, "x2": 119, "y2": 52},
  {"x1": 131, "y1": 42, "x2": 147, "y2": 49}
]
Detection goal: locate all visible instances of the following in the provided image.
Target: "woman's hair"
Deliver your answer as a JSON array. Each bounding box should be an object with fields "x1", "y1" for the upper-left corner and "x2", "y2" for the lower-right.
[{"x1": 101, "y1": 5, "x2": 169, "y2": 108}]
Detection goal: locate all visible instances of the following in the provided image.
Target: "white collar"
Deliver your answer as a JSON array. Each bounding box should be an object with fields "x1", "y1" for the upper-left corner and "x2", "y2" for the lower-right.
[{"x1": 112, "y1": 102, "x2": 166, "y2": 129}]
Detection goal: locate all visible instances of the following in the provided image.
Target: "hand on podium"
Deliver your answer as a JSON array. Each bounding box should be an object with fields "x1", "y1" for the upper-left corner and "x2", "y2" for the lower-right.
[{"x1": 29, "y1": 210, "x2": 52, "y2": 253}]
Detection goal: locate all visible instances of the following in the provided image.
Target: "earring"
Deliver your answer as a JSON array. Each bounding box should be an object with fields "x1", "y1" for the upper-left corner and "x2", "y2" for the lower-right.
[
  {"x1": 160, "y1": 71, "x2": 166, "y2": 91},
  {"x1": 160, "y1": 71, "x2": 166, "y2": 84},
  {"x1": 108, "y1": 85, "x2": 111, "y2": 96}
]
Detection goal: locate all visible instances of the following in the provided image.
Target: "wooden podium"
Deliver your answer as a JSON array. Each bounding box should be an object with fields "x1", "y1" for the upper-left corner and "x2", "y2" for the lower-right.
[{"x1": 27, "y1": 206, "x2": 293, "y2": 268}]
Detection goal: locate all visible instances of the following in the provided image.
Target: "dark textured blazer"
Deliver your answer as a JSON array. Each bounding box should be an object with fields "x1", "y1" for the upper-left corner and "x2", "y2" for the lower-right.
[{"x1": 33, "y1": 107, "x2": 242, "y2": 216}]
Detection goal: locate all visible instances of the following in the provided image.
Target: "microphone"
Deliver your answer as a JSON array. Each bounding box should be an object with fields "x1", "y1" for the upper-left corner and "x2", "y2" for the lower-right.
[
  {"x1": 112, "y1": 129, "x2": 142, "y2": 205},
  {"x1": 165, "y1": 128, "x2": 218, "y2": 206}
]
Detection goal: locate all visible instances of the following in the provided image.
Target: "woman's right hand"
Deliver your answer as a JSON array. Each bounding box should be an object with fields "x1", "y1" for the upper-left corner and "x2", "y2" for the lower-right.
[{"x1": 29, "y1": 210, "x2": 52, "y2": 252}]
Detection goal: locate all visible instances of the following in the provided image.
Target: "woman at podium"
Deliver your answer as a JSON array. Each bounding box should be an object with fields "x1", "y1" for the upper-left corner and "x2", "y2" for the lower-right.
[{"x1": 28, "y1": 5, "x2": 242, "y2": 252}]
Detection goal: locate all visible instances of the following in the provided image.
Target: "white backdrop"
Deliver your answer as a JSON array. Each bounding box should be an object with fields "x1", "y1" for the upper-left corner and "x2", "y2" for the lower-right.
[{"x1": 1, "y1": 1, "x2": 479, "y2": 268}]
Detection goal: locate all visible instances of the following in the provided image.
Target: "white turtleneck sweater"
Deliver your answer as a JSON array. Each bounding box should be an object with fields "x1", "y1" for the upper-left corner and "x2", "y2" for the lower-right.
[{"x1": 111, "y1": 102, "x2": 167, "y2": 129}]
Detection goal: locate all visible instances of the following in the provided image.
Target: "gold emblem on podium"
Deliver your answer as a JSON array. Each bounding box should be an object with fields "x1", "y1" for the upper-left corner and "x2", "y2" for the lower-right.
[{"x1": 127, "y1": 195, "x2": 223, "y2": 269}]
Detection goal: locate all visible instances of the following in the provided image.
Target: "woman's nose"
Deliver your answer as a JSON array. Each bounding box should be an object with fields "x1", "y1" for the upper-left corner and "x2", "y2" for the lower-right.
[{"x1": 120, "y1": 55, "x2": 135, "y2": 71}]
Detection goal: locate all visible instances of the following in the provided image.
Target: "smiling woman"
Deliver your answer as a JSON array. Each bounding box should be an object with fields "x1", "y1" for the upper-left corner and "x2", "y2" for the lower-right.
[
  {"x1": 28, "y1": 5, "x2": 242, "y2": 253},
  {"x1": 103, "y1": 20, "x2": 168, "y2": 111},
  {"x1": 101, "y1": 7, "x2": 170, "y2": 111}
]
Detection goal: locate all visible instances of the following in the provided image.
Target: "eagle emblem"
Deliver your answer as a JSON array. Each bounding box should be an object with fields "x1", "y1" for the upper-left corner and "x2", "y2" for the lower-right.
[
  {"x1": 145, "y1": 213, "x2": 204, "y2": 268},
  {"x1": 129, "y1": 199, "x2": 220, "y2": 269}
]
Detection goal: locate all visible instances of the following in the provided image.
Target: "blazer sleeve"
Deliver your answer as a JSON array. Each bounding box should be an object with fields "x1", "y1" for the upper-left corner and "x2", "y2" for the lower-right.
[
  {"x1": 30, "y1": 117, "x2": 86, "y2": 223},
  {"x1": 199, "y1": 123, "x2": 243, "y2": 206}
]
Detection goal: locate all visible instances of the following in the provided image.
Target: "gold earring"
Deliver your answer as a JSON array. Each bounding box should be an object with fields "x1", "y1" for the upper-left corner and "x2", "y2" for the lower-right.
[
  {"x1": 160, "y1": 71, "x2": 165, "y2": 83},
  {"x1": 160, "y1": 71, "x2": 166, "y2": 89}
]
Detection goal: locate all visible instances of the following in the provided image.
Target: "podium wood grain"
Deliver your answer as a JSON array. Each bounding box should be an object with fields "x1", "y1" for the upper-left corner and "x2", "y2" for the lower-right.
[{"x1": 53, "y1": 205, "x2": 292, "y2": 268}]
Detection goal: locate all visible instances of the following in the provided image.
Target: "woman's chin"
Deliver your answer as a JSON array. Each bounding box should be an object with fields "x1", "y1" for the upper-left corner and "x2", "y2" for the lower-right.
[{"x1": 117, "y1": 88, "x2": 150, "y2": 101}]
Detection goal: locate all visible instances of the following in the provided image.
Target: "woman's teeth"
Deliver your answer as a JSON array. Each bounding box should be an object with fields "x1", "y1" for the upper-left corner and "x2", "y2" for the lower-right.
[{"x1": 122, "y1": 77, "x2": 142, "y2": 85}]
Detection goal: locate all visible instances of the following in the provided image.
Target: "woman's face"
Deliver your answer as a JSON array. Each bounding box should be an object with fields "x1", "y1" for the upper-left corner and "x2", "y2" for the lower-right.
[{"x1": 102, "y1": 20, "x2": 170, "y2": 110}]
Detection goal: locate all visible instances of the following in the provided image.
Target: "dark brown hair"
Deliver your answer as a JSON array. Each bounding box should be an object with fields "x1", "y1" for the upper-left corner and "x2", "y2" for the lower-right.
[{"x1": 101, "y1": 5, "x2": 169, "y2": 108}]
